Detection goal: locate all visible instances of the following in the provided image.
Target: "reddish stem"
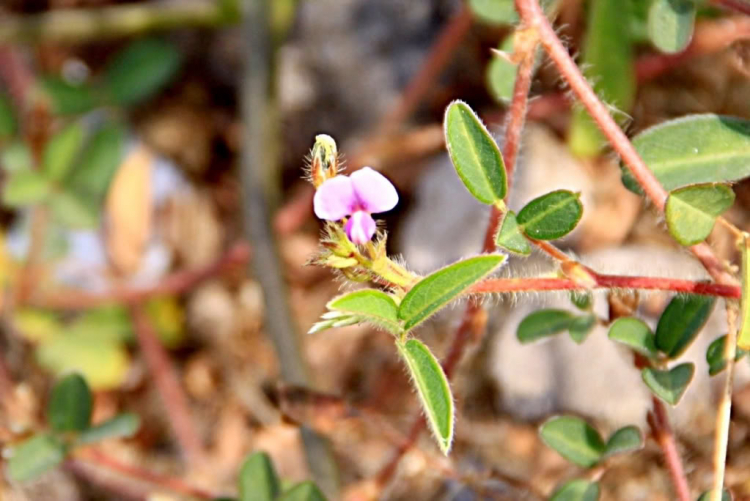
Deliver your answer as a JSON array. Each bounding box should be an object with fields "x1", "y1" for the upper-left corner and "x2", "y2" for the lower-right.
[
  {"x1": 648, "y1": 397, "x2": 692, "y2": 501},
  {"x1": 712, "y1": 0, "x2": 750, "y2": 15}
]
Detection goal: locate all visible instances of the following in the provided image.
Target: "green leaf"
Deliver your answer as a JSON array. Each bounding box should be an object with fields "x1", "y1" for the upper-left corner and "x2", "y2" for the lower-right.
[
  {"x1": 569, "y1": 315, "x2": 596, "y2": 344},
  {"x1": 568, "y1": 0, "x2": 634, "y2": 157},
  {"x1": 655, "y1": 294, "x2": 715, "y2": 358},
  {"x1": 468, "y1": 0, "x2": 517, "y2": 24},
  {"x1": 697, "y1": 490, "x2": 732, "y2": 501},
  {"x1": 13, "y1": 309, "x2": 63, "y2": 343},
  {"x1": 517, "y1": 309, "x2": 575, "y2": 344},
  {"x1": 444, "y1": 101, "x2": 507, "y2": 204},
  {"x1": 326, "y1": 289, "x2": 401, "y2": 333},
  {"x1": 642, "y1": 363, "x2": 695, "y2": 405},
  {"x1": 570, "y1": 291, "x2": 593, "y2": 311},
  {"x1": 6, "y1": 434, "x2": 66, "y2": 482},
  {"x1": 48, "y1": 190, "x2": 99, "y2": 229},
  {"x1": 549, "y1": 479, "x2": 600, "y2": 501},
  {"x1": 76, "y1": 413, "x2": 141, "y2": 445},
  {"x1": 539, "y1": 416, "x2": 605, "y2": 468},
  {"x1": 487, "y1": 36, "x2": 517, "y2": 103},
  {"x1": 66, "y1": 122, "x2": 125, "y2": 203},
  {"x1": 398, "y1": 255, "x2": 505, "y2": 331},
  {"x1": 495, "y1": 210, "x2": 531, "y2": 255},
  {"x1": 397, "y1": 339, "x2": 454, "y2": 455},
  {"x1": 0, "y1": 92, "x2": 16, "y2": 138},
  {"x1": 665, "y1": 183, "x2": 734, "y2": 246},
  {"x1": 706, "y1": 335, "x2": 748, "y2": 376},
  {"x1": 104, "y1": 39, "x2": 181, "y2": 106},
  {"x1": 239, "y1": 452, "x2": 281, "y2": 501},
  {"x1": 516, "y1": 190, "x2": 583, "y2": 240},
  {"x1": 738, "y1": 234, "x2": 750, "y2": 350},
  {"x1": 608, "y1": 317, "x2": 658, "y2": 358},
  {"x1": 48, "y1": 373, "x2": 92, "y2": 432},
  {"x1": 3, "y1": 170, "x2": 51, "y2": 206},
  {"x1": 43, "y1": 122, "x2": 84, "y2": 181},
  {"x1": 278, "y1": 481, "x2": 327, "y2": 501},
  {"x1": 648, "y1": 0, "x2": 696, "y2": 54},
  {"x1": 69, "y1": 306, "x2": 133, "y2": 344},
  {"x1": 604, "y1": 426, "x2": 643, "y2": 457},
  {"x1": 40, "y1": 77, "x2": 100, "y2": 116},
  {"x1": 623, "y1": 115, "x2": 750, "y2": 193},
  {"x1": 1, "y1": 141, "x2": 33, "y2": 173}
]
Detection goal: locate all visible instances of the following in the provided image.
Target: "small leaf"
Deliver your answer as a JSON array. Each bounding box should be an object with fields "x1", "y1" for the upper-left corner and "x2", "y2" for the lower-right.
[
  {"x1": 495, "y1": 210, "x2": 531, "y2": 255},
  {"x1": 665, "y1": 183, "x2": 734, "y2": 246},
  {"x1": 444, "y1": 101, "x2": 507, "y2": 204},
  {"x1": 278, "y1": 481, "x2": 327, "y2": 501},
  {"x1": 642, "y1": 363, "x2": 695, "y2": 405},
  {"x1": 648, "y1": 0, "x2": 696, "y2": 54},
  {"x1": 0, "y1": 92, "x2": 16, "y2": 138},
  {"x1": 48, "y1": 191, "x2": 99, "y2": 229},
  {"x1": 239, "y1": 452, "x2": 281, "y2": 501},
  {"x1": 623, "y1": 115, "x2": 750, "y2": 193},
  {"x1": 76, "y1": 413, "x2": 141, "y2": 445},
  {"x1": 326, "y1": 289, "x2": 401, "y2": 333},
  {"x1": 468, "y1": 0, "x2": 518, "y2": 25},
  {"x1": 6, "y1": 434, "x2": 66, "y2": 482},
  {"x1": 13, "y1": 309, "x2": 63, "y2": 343},
  {"x1": 738, "y1": 234, "x2": 750, "y2": 350},
  {"x1": 655, "y1": 294, "x2": 715, "y2": 358},
  {"x1": 40, "y1": 77, "x2": 100, "y2": 115},
  {"x1": 1, "y1": 141, "x2": 33, "y2": 173},
  {"x1": 3, "y1": 170, "x2": 52, "y2": 206},
  {"x1": 539, "y1": 416, "x2": 605, "y2": 468},
  {"x1": 104, "y1": 39, "x2": 181, "y2": 106},
  {"x1": 549, "y1": 479, "x2": 600, "y2": 501},
  {"x1": 487, "y1": 35, "x2": 517, "y2": 103},
  {"x1": 608, "y1": 317, "x2": 658, "y2": 358},
  {"x1": 568, "y1": 315, "x2": 596, "y2": 344},
  {"x1": 697, "y1": 490, "x2": 732, "y2": 501},
  {"x1": 43, "y1": 122, "x2": 84, "y2": 182},
  {"x1": 398, "y1": 255, "x2": 505, "y2": 331},
  {"x1": 397, "y1": 339, "x2": 454, "y2": 455},
  {"x1": 570, "y1": 291, "x2": 593, "y2": 311},
  {"x1": 707, "y1": 335, "x2": 748, "y2": 376},
  {"x1": 604, "y1": 426, "x2": 643, "y2": 457},
  {"x1": 517, "y1": 309, "x2": 575, "y2": 344},
  {"x1": 69, "y1": 306, "x2": 133, "y2": 344},
  {"x1": 66, "y1": 122, "x2": 126, "y2": 204},
  {"x1": 48, "y1": 373, "x2": 92, "y2": 432},
  {"x1": 516, "y1": 190, "x2": 583, "y2": 240}
]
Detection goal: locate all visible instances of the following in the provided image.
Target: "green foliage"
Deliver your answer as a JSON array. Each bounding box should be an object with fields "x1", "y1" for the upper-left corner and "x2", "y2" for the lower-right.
[
  {"x1": 608, "y1": 317, "x2": 658, "y2": 358},
  {"x1": 539, "y1": 416, "x2": 605, "y2": 468},
  {"x1": 648, "y1": 0, "x2": 696, "y2": 54},
  {"x1": 6, "y1": 434, "x2": 66, "y2": 482},
  {"x1": 322, "y1": 289, "x2": 401, "y2": 334},
  {"x1": 570, "y1": 291, "x2": 593, "y2": 311},
  {"x1": 641, "y1": 363, "x2": 695, "y2": 405},
  {"x1": 2, "y1": 170, "x2": 51, "y2": 206},
  {"x1": 495, "y1": 210, "x2": 531, "y2": 255},
  {"x1": 568, "y1": 0, "x2": 634, "y2": 157},
  {"x1": 398, "y1": 255, "x2": 505, "y2": 331},
  {"x1": 67, "y1": 122, "x2": 126, "y2": 205},
  {"x1": 104, "y1": 39, "x2": 182, "y2": 106},
  {"x1": 623, "y1": 115, "x2": 750, "y2": 193},
  {"x1": 517, "y1": 309, "x2": 589, "y2": 344},
  {"x1": 603, "y1": 426, "x2": 643, "y2": 457},
  {"x1": 43, "y1": 123, "x2": 85, "y2": 181},
  {"x1": 706, "y1": 335, "x2": 748, "y2": 376},
  {"x1": 697, "y1": 490, "x2": 732, "y2": 501},
  {"x1": 240, "y1": 452, "x2": 281, "y2": 501},
  {"x1": 48, "y1": 191, "x2": 98, "y2": 229},
  {"x1": 76, "y1": 413, "x2": 141, "y2": 445},
  {"x1": 515, "y1": 190, "x2": 583, "y2": 240},
  {"x1": 41, "y1": 77, "x2": 99, "y2": 116},
  {"x1": 665, "y1": 183, "x2": 734, "y2": 246},
  {"x1": 277, "y1": 482, "x2": 327, "y2": 501},
  {"x1": 568, "y1": 314, "x2": 597, "y2": 344},
  {"x1": 444, "y1": 101, "x2": 507, "y2": 205},
  {"x1": 468, "y1": 0, "x2": 517, "y2": 25},
  {"x1": 397, "y1": 339, "x2": 454, "y2": 455},
  {"x1": 655, "y1": 294, "x2": 715, "y2": 358},
  {"x1": 48, "y1": 373, "x2": 93, "y2": 432},
  {"x1": 549, "y1": 479, "x2": 600, "y2": 501},
  {"x1": 487, "y1": 35, "x2": 517, "y2": 104},
  {"x1": 0, "y1": 92, "x2": 16, "y2": 138}
]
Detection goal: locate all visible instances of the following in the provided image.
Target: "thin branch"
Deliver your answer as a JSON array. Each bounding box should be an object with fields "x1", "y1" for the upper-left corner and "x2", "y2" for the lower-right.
[
  {"x1": 712, "y1": 0, "x2": 750, "y2": 15},
  {"x1": 129, "y1": 305, "x2": 205, "y2": 465},
  {"x1": 648, "y1": 397, "x2": 692, "y2": 501}
]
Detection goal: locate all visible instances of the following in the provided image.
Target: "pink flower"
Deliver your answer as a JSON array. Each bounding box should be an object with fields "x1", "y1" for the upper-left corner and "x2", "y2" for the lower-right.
[{"x1": 313, "y1": 167, "x2": 398, "y2": 244}]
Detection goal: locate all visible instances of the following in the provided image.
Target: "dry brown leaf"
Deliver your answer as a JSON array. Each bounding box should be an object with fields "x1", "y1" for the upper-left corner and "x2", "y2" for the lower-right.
[{"x1": 105, "y1": 145, "x2": 153, "y2": 276}]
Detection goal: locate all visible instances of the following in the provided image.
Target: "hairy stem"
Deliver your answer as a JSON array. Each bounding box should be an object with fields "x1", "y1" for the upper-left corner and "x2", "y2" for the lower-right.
[{"x1": 648, "y1": 397, "x2": 692, "y2": 501}]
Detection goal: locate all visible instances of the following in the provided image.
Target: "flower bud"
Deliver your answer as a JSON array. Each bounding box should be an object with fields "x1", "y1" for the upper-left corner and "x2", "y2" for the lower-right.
[{"x1": 309, "y1": 134, "x2": 339, "y2": 187}]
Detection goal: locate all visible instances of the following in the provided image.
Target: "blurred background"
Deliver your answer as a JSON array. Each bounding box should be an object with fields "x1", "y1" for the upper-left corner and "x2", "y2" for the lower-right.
[{"x1": 2, "y1": 0, "x2": 750, "y2": 499}]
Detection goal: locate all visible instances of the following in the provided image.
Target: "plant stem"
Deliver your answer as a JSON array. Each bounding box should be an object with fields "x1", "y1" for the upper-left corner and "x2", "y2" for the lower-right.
[
  {"x1": 712, "y1": 0, "x2": 750, "y2": 15},
  {"x1": 648, "y1": 397, "x2": 692, "y2": 501}
]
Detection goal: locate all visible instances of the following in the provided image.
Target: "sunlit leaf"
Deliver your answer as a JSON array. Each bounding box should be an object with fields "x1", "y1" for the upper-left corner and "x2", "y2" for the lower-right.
[
  {"x1": 487, "y1": 35, "x2": 517, "y2": 103},
  {"x1": 648, "y1": 0, "x2": 696, "y2": 54},
  {"x1": 655, "y1": 294, "x2": 715, "y2": 358},
  {"x1": 43, "y1": 122, "x2": 84, "y2": 182},
  {"x1": 539, "y1": 416, "x2": 604, "y2": 468},
  {"x1": 642, "y1": 363, "x2": 695, "y2": 405},
  {"x1": 13, "y1": 309, "x2": 63, "y2": 343},
  {"x1": 549, "y1": 479, "x2": 600, "y2": 501},
  {"x1": 239, "y1": 452, "x2": 281, "y2": 501},
  {"x1": 608, "y1": 317, "x2": 658, "y2": 358},
  {"x1": 76, "y1": 413, "x2": 141, "y2": 445},
  {"x1": 665, "y1": 183, "x2": 734, "y2": 246},
  {"x1": 3, "y1": 170, "x2": 51, "y2": 207},
  {"x1": 6, "y1": 434, "x2": 66, "y2": 482},
  {"x1": 1, "y1": 141, "x2": 33, "y2": 173},
  {"x1": 48, "y1": 190, "x2": 99, "y2": 229},
  {"x1": 326, "y1": 289, "x2": 401, "y2": 333},
  {"x1": 104, "y1": 39, "x2": 181, "y2": 106},
  {"x1": 468, "y1": 0, "x2": 517, "y2": 25},
  {"x1": 516, "y1": 190, "x2": 583, "y2": 240},
  {"x1": 48, "y1": 373, "x2": 92, "y2": 432}
]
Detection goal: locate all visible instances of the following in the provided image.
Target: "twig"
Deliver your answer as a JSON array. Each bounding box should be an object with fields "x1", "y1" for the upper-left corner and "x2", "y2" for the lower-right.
[
  {"x1": 0, "y1": 0, "x2": 241, "y2": 44},
  {"x1": 647, "y1": 397, "x2": 692, "y2": 501},
  {"x1": 712, "y1": 0, "x2": 750, "y2": 15},
  {"x1": 129, "y1": 305, "x2": 205, "y2": 465}
]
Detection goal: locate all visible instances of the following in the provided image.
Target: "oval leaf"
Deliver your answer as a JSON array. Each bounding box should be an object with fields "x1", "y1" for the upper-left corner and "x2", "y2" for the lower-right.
[
  {"x1": 48, "y1": 373, "x2": 92, "y2": 432},
  {"x1": 516, "y1": 190, "x2": 583, "y2": 240},
  {"x1": 665, "y1": 183, "x2": 734, "y2": 246},
  {"x1": 444, "y1": 101, "x2": 507, "y2": 204},
  {"x1": 326, "y1": 289, "x2": 400, "y2": 333},
  {"x1": 568, "y1": 314, "x2": 596, "y2": 344},
  {"x1": 738, "y1": 233, "x2": 750, "y2": 350},
  {"x1": 66, "y1": 122, "x2": 126, "y2": 204},
  {"x1": 278, "y1": 481, "x2": 327, "y2": 501},
  {"x1": 550, "y1": 479, "x2": 600, "y2": 501},
  {"x1": 655, "y1": 294, "x2": 715, "y2": 358},
  {"x1": 487, "y1": 36, "x2": 517, "y2": 103},
  {"x1": 41, "y1": 77, "x2": 100, "y2": 116},
  {"x1": 707, "y1": 335, "x2": 748, "y2": 376},
  {"x1": 398, "y1": 339, "x2": 454, "y2": 455},
  {"x1": 517, "y1": 309, "x2": 575, "y2": 344},
  {"x1": 239, "y1": 452, "x2": 281, "y2": 501},
  {"x1": 6, "y1": 434, "x2": 66, "y2": 482},
  {"x1": 43, "y1": 122, "x2": 84, "y2": 182},
  {"x1": 604, "y1": 425, "x2": 643, "y2": 457},
  {"x1": 623, "y1": 115, "x2": 750, "y2": 193},
  {"x1": 104, "y1": 39, "x2": 181, "y2": 106},
  {"x1": 642, "y1": 363, "x2": 695, "y2": 405},
  {"x1": 49, "y1": 191, "x2": 99, "y2": 229},
  {"x1": 3, "y1": 170, "x2": 52, "y2": 207},
  {"x1": 76, "y1": 413, "x2": 141, "y2": 445},
  {"x1": 469, "y1": 0, "x2": 518, "y2": 24},
  {"x1": 495, "y1": 210, "x2": 531, "y2": 255},
  {"x1": 539, "y1": 416, "x2": 605, "y2": 468},
  {"x1": 399, "y1": 255, "x2": 505, "y2": 331},
  {"x1": 648, "y1": 0, "x2": 696, "y2": 54},
  {"x1": 608, "y1": 317, "x2": 658, "y2": 358}
]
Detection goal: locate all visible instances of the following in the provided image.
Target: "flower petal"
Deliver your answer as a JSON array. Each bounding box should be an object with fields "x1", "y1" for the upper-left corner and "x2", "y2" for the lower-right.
[
  {"x1": 345, "y1": 211, "x2": 376, "y2": 244},
  {"x1": 313, "y1": 175, "x2": 356, "y2": 220},
  {"x1": 350, "y1": 167, "x2": 398, "y2": 214}
]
